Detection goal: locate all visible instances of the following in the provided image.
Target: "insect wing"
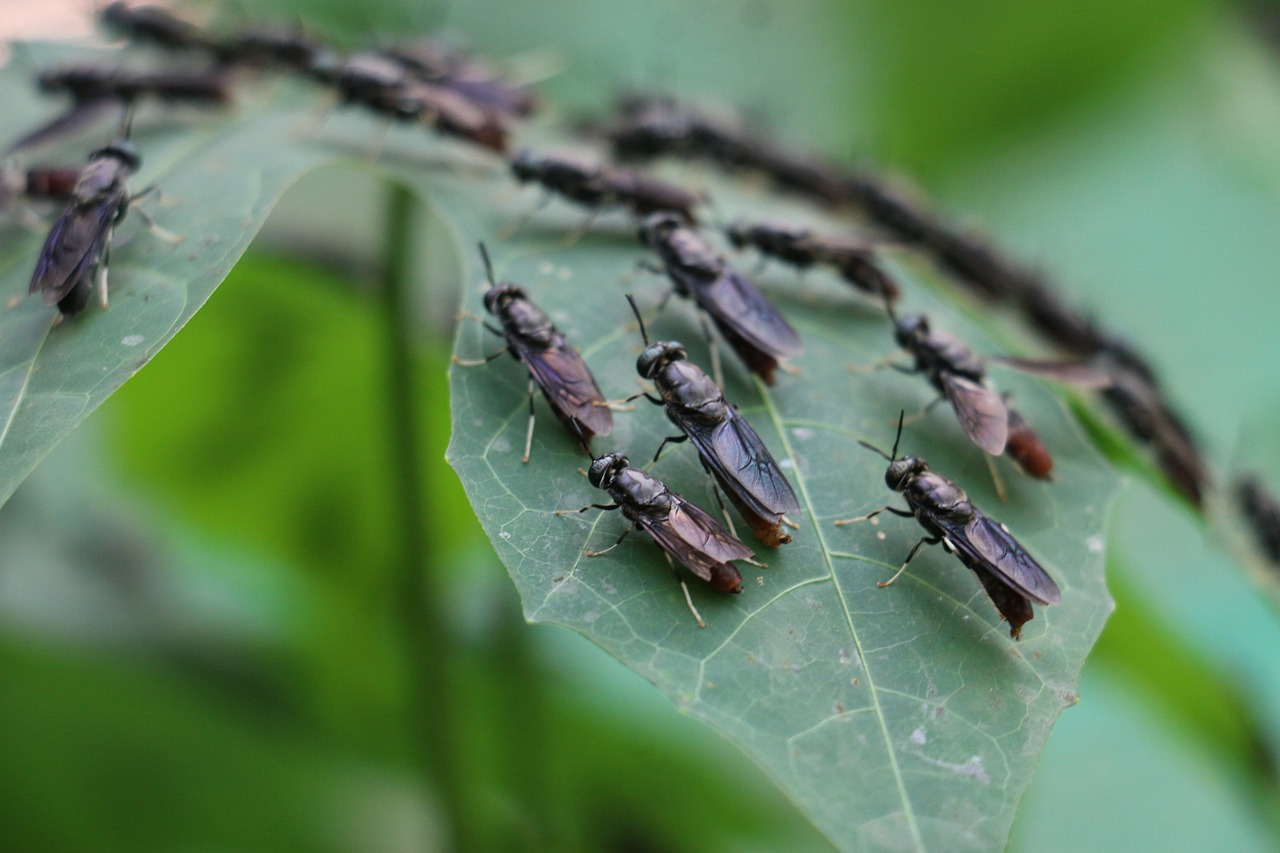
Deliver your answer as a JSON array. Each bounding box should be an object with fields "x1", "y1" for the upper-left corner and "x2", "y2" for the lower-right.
[
  {"x1": 939, "y1": 373, "x2": 1008, "y2": 455},
  {"x1": 948, "y1": 513, "x2": 1061, "y2": 605},
  {"x1": 6, "y1": 100, "x2": 117, "y2": 155},
  {"x1": 29, "y1": 192, "x2": 121, "y2": 304},
  {"x1": 987, "y1": 355, "x2": 1113, "y2": 389},
  {"x1": 638, "y1": 493, "x2": 753, "y2": 583},
  {"x1": 512, "y1": 333, "x2": 613, "y2": 438},
  {"x1": 676, "y1": 408, "x2": 799, "y2": 517},
  {"x1": 693, "y1": 268, "x2": 801, "y2": 359}
]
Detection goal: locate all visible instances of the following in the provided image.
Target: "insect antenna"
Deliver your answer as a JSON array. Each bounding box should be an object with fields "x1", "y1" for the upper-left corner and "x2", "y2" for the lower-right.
[
  {"x1": 625, "y1": 292, "x2": 649, "y2": 344},
  {"x1": 477, "y1": 241, "x2": 497, "y2": 288},
  {"x1": 857, "y1": 410, "x2": 905, "y2": 462}
]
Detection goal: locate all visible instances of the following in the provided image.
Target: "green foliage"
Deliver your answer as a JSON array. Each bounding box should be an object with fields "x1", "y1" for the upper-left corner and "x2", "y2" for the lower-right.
[{"x1": 3, "y1": 1, "x2": 1280, "y2": 851}]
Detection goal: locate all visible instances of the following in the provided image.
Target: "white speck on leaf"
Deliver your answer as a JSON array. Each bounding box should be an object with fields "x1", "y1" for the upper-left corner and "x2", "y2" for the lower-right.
[
  {"x1": 791, "y1": 427, "x2": 813, "y2": 440},
  {"x1": 498, "y1": 531, "x2": 511, "y2": 541},
  {"x1": 1086, "y1": 534, "x2": 1104, "y2": 554},
  {"x1": 909, "y1": 726, "x2": 927, "y2": 745},
  {"x1": 918, "y1": 753, "x2": 989, "y2": 785},
  {"x1": 122, "y1": 335, "x2": 144, "y2": 347}
]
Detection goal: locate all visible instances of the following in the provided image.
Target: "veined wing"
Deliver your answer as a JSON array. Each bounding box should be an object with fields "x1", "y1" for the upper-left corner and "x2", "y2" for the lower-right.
[
  {"x1": 945, "y1": 512, "x2": 1061, "y2": 606},
  {"x1": 690, "y1": 268, "x2": 801, "y2": 359},
  {"x1": 940, "y1": 372, "x2": 1008, "y2": 455},
  {"x1": 673, "y1": 407, "x2": 799, "y2": 517},
  {"x1": 638, "y1": 493, "x2": 753, "y2": 584},
  {"x1": 512, "y1": 332, "x2": 612, "y2": 437},
  {"x1": 29, "y1": 190, "x2": 122, "y2": 303}
]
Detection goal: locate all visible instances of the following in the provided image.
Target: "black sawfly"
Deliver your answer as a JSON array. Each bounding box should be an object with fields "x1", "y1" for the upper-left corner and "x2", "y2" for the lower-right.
[
  {"x1": 556, "y1": 450, "x2": 754, "y2": 627},
  {"x1": 27, "y1": 129, "x2": 172, "y2": 317},
  {"x1": 639, "y1": 211, "x2": 801, "y2": 386},
  {"x1": 510, "y1": 149, "x2": 701, "y2": 223},
  {"x1": 724, "y1": 218, "x2": 900, "y2": 303},
  {"x1": 625, "y1": 295, "x2": 800, "y2": 547},
  {"x1": 453, "y1": 244, "x2": 612, "y2": 461},
  {"x1": 835, "y1": 413, "x2": 1062, "y2": 639}
]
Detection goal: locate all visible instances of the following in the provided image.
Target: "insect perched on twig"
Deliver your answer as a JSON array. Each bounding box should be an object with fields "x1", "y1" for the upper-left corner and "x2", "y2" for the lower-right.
[
  {"x1": 28, "y1": 132, "x2": 177, "y2": 317},
  {"x1": 623, "y1": 295, "x2": 800, "y2": 547},
  {"x1": 835, "y1": 414, "x2": 1062, "y2": 639},
  {"x1": 639, "y1": 211, "x2": 801, "y2": 386},
  {"x1": 452, "y1": 244, "x2": 613, "y2": 462},
  {"x1": 555, "y1": 451, "x2": 754, "y2": 627}
]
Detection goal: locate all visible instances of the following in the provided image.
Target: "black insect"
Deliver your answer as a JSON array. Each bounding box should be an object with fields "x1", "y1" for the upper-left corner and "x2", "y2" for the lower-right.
[
  {"x1": 216, "y1": 28, "x2": 322, "y2": 71},
  {"x1": 27, "y1": 136, "x2": 153, "y2": 315},
  {"x1": 453, "y1": 244, "x2": 612, "y2": 461},
  {"x1": 308, "y1": 53, "x2": 510, "y2": 153},
  {"x1": 888, "y1": 310, "x2": 1109, "y2": 463},
  {"x1": 379, "y1": 39, "x2": 538, "y2": 117},
  {"x1": 556, "y1": 452, "x2": 754, "y2": 626},
  {"x1": 1100, "y1": 366, "x2": 1208, "y2": 507},
  {"x1": 724, "y1": 218, "x2": 900, "y2": 303},
  {"x1": 625, "y1": 295, "x2": 800, "y2": 547},
  {"x1": 639, "y1": 212, "x2": 802, "y2": 385},
  {"x1": 889, "y1": 312, "x2": 1010, "y2": 456},
  {"x1": 835, "y1": 414, "x2": 1062, "y2": 639},
  {"x1": 8, "y1": 66, "x2": 232, "y2": 155},
  {"x1": 1236, "y1": 475, "x2": 1280, "y2": 566},
  {"x1": 99, "y1": 1, "x2": 217, "y2": 53},
  {"x1": 38, "y1": 65, "x2": 233, "y2": 107},
  {"x1": 510, "y1": 149, "x2": 701, "y2": 223},
  {"x1": 605, "y1": 94, "x2": 848, "y2": 206}
]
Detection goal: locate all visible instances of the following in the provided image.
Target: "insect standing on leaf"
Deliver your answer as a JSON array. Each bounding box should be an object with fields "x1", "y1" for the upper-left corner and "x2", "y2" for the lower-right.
[
  {"x1": 378, "y1": 38, "x2": 538, "y2": 118},
  {"x1": 639, "y1": 211, "x2": 801, "y2": 386},
  {"x1": 723, "y1": 218, "x2": 900, "y2": 303},
  {"x1": 835, "y1": 414, "x2": 1062, "y2": 639},
  {"x1": 880, "y1": 307, "x2": 1109, "y2": 476},
  {"x1": 509, "y1": 149, "x2": 701, "y2": 224},
  {"x1": 623, "y1": 295, "x2": 800, "y2": 547},
  {"x1": 28, "y1": 133, "x2": 177, "y2": 317},
  {"x1": 555, "y1": 451, "x2": 754, "y2": 627},
  {"x1": 452, "y1": 244, "x2": 613, "y2": 462},
  {"x1": 98, "y1": 1, "x2": 218, "y2": 53}
]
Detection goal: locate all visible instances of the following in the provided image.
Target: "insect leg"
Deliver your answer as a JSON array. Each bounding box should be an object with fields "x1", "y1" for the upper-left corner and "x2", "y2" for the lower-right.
[
  {"x1": 130, "y1": 193, "x2": 184, "y2": 244},
  {"x1": 522, "y1": 377, "x2": 536, "y2": 463},
  {"x1": 96, "y1": 237, "x2": 112, "y2": 309},
  {"x1": 451, "y1": 349, "x2": 507, "y2": 366},
  {"x1": 559, "y1": 210, "x2": 599, "y2": 249},
  {"x1": 651, "y1": 433, "x2": 689, "y2": 463},
  {"x1": 496, "y1": 191, "x2": 552, "y2": 241},
  {"x1": 879, "y1": 535, "x2": 941, "y2": 588},
  {"x1": 554, "y1": 502, "x2": 619, "y2": 516},
  {"x1": 708, "y1": 480, "x2": 739, "y2": 538},
  {"x1": 698, "y1": 312, "x2": 725, "y2": 390},
  {"x1": 834, "y1": 505, "x2": 912, "y2": 526},
  {"x1": 586, "y1": 522, "x2": 635, "y2": 557},
  {"x1": 901, "y1": 395, "x2": 944, "y2": 427},
  {"x1": 666, "y1": 553, "x2": 706, "y2": 628},
  {"x1": 845, "y1": 349, "x2": 910, "y2": 374},
  {"x1": 984, "y1": 452, "x2": 1008, "y2": 503}
]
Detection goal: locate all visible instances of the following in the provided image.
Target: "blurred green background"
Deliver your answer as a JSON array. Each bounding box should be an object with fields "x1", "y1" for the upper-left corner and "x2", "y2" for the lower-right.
[{"x1": 4, "y1": 0, "x2": 1280, "y2": 850}]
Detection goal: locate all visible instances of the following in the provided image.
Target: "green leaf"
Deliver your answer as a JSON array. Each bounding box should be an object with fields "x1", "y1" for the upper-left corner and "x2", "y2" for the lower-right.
[
  {"x1": 445, "y1": 171, "x2": 1122, "y2": 849},
  {"x1": 0, "y1": 42, "x2": 353, "y2": 508}
]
